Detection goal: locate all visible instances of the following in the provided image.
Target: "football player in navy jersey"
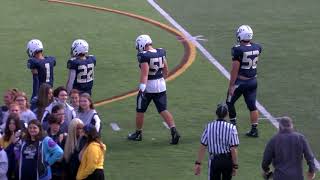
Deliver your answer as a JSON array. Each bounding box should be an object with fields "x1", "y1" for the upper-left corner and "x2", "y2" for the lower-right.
[
  {"x1": 27, "y1": 39, "x2": 56, "y2": 99},
  {"x1": 128, "y1": 35, "x2": 180, "y2": 144},
  {"x1": 226, "y1": 25, "x2": 262, "y2": 137},
  {"x1": 66, "y1": 39, "x2": 96, "y2": 95}
]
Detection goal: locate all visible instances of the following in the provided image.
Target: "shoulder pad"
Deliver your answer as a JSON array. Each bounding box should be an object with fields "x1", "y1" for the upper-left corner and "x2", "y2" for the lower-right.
[
  {"x1": 88, "y1": 55, "x2": 96, "y2": 60},
  {"x1": 137, "y1": 52, "x2": 146, "y2": 57},
  {"x1": 28, "y1": 58, "x2": 36, "y2": 62},
  {"x1": 45, "y1": 56, "x2": 55, "y2": 60},
  {"x1": 156, "y1": 48, "x2": 165, "y2": 52},
  {"x1": 69, "y1": 57, "x2": 76, "y2": 61}
]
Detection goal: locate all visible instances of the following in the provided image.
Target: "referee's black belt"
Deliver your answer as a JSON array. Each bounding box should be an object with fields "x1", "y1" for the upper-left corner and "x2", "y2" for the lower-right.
[{"x1": 209, "y1": 152, "x2": 231, "y2": 160}]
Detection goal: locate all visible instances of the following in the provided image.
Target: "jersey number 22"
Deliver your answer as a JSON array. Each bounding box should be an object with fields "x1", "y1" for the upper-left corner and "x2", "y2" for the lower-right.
[{"x1": 77, "y1": 63, "x2": 94, "y2": 83}]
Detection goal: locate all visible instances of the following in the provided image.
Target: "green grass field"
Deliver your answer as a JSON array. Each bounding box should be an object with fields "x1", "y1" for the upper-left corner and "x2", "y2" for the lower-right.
[
  {"x1": 0, "y1": 0, "x2": 319, "y2": 179},
  {"x1": 156, "y1": 0, "x2": 320, "y2": 156}
]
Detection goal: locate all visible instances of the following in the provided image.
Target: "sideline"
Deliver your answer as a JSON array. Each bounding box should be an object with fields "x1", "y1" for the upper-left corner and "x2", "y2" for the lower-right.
[
  {"x1": 47, "y1": 0, "x2": 196, "y2": 107},
  {"x1": 147, "y1": 0, "x2": 320, "y2": 170}
]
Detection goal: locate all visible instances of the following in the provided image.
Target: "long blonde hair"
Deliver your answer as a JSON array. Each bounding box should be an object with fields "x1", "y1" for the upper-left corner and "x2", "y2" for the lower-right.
[{"x1": 64, "y1": 118, "x2": 84, "y2": 162}]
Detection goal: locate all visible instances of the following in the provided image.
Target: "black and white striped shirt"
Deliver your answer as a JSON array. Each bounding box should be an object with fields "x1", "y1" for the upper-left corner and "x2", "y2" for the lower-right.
[{"x1": 201, "y1": 119, "x2": 239, "y2": 155}]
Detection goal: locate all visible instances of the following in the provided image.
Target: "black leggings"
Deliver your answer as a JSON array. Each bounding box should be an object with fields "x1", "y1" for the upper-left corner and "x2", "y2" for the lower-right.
[
  {"x1": 209, "y1": 154, "x2": 233, "y2": 180},
  {"x1": 84, "y1": 169, "x2": 104, "y2": 180}
]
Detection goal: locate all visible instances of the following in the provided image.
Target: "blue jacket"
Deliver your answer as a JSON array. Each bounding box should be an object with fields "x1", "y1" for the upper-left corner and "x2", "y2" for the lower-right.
[{"x1": 18, "y1": 136, "x2": 63, "y2": 180}]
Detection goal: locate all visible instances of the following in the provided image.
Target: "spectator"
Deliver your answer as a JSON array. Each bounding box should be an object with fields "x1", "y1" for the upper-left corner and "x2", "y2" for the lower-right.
[
  {"x1": 0, "y1": 147, "x2": 8, "y2": 180},
  {"x1": 47, "y1": 114, "x2": 66, "y2": 146},
  {"x1": 42, "y1": 104, "x2": 68, "y2": 133},
  {"x1": 1, "y1": 89, "x2": 18, "y2": 133},
  {"x1": 0, "y1": 114, "x2": 22, "y2": 148},
  {"x1": 0, "y1": 114, "x2": 21, "y2": 180},
  {"x1": 47, "y1": 114, "x2": 67, "y2": 180},
  {"x1": 16, "y1": 120, "x2": 63, "y2": 180},
  {"x1": 8, "y1": 103, "x2": 27, "y2": 131},
  {"x1": 14, "y1": 91, "x2": 36, "y2": 123},
  {"x1": 8, "y1": 103, "x2": 20, "y2": 117},
  {"x1": 31, "y1": 83, "x2": 53, "y2": 118},
  {"x1": 42, "y1": 86, "x2": 75, "y2": 129},
  {"x1": 64, "y1": 118, "x2": 86, "y2": 180},
  {"x1": 194, "y1": 103, "x2": 239, "y2": 180},
  {"x1": 76, "y1": 124, "x2": 106, "y2": 180},
  {"x1": 70, "y1": 89, "x2": 80, "y2": 111},
  {"x1": 262, "y1": 117, "x2": 316, "y2": 180},
  {"x1": 77, "y1": 93, "x2": 101, "y2": 133}
]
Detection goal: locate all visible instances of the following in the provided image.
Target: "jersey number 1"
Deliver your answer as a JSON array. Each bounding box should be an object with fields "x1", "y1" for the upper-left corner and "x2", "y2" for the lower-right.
[
  {"x1": 45, "y1": 63, "x2": 50, "y2": 83},
  {"x1": 241, "y1": 50, "x2": 259, "y2": 69}
]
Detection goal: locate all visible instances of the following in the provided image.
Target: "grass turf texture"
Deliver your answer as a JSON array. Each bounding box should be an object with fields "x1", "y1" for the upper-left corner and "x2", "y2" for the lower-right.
[
  {"x1": 156, "y1": 0, "x2": 320, "y2": 153},
  {"x1": 0, "y1": 0, "x2": 317, "y2": 179}
]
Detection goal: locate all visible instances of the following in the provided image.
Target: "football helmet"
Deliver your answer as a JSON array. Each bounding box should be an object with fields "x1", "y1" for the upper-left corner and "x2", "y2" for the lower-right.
[
  {"x1": 236, "y1": 25, "x2": 253, "y2": 42},
  {"x1": 135, "y1": 35, "x2": 152, "y2": 52},
  {"x1": 26, "y1": 39, "x2": 43, "y2": 57},
  {"x1": 71, "y1": 39, "x2": 89, "y2": 56}
]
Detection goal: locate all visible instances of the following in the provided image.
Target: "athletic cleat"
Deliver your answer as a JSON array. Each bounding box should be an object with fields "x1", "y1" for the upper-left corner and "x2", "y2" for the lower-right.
[
  {"x1": 128, "y1": 131, "x2": 142, "y2": 141},
  {"x1": 246, "y1": 128, "x2": 259, "y2": 137},
  {"x1": 170, "y1": 131, "x2": 180, "y2": 145}
]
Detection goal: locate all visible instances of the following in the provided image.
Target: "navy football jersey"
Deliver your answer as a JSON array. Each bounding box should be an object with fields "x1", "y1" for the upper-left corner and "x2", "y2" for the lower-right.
[
  {"x1": 27, "y1": 56, "x2": 56, "y2": 87},
  {"x1": 67, "y1": 55, "x2": 96, "y2": 92},
  {"x1": 137, "y1": 48, "x2": 166, "y2": 80},
  {"x1": 231, "y1": 43, "x2": 262, "y2": 78}
]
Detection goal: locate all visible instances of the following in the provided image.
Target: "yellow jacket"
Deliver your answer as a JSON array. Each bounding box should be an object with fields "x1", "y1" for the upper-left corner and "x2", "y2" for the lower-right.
[
  {"x1": 0, "y1": 137, "x2": 11, "y2": 149},
  {"x1": 76, "y1": 141, "x2": 106, "y2": 180}
]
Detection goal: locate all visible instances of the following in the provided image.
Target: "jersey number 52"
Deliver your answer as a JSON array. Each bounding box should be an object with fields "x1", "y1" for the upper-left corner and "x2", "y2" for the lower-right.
[
  {"x1": 241, "y1": 50, "x2": 259, "y2": 69},
  {"x1": 77, "y1": 63, "x2": 94, "y2": 83}
]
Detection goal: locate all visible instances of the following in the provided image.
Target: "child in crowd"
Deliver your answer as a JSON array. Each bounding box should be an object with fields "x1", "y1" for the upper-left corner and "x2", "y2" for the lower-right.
[
  {"x1": 14, "y1": 92, "x2": 36, "y2": 123},
  {"x1": 64, "y1": 118, "x2": 86, "y2": 180},
  {"x1": 77, "y1": 93, "x2": 101, "y2": 133},
  {"x1": 77, "y1": 124, "x2": 106, "y2": 180},
  {"x1": 15, "y1": 120, "x2": 63, "y2": 180}
]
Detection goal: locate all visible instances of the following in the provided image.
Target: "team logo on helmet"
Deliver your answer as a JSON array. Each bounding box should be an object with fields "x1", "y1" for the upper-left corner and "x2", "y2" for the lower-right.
[
  {"x1": 26, "y1": 39, "x2": 43, "y2": 57},
  {"x1": 236, "y1": 25, "x2": 253, "y2": 42},
  {"x1": 71, "y1": 39, "x2": 89, "y2": 56},
  {"x1": 135, "y1": 35, "x2": 152, "y2": 52}
]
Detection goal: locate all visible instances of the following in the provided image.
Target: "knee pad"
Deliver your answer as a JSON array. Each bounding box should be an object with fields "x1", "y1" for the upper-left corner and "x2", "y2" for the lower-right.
[{"x1": 247, "y1": 104, "x2": 257, "y2": 111}]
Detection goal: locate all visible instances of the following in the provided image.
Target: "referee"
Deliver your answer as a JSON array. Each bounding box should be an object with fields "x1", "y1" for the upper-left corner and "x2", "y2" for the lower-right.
[{"x1": 194, "y1": 103, "x2": 239, "y2": 180}]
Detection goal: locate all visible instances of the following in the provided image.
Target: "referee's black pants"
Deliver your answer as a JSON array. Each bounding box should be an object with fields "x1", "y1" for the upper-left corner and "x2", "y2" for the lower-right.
[{"x1": 209, "y1": 153, "x2": 233, "y2": 180}]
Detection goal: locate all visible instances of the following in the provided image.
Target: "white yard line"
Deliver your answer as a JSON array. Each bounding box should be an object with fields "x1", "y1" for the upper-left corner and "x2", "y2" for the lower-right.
[
  {"x1": 148, "y1": 0, "x2": 320, "y2": 170},
  {"x1": 147, "y1": 0, "x2": 278, "y2": 128},
  {"x1": 110, "y1": 122, "x2": 121, "y2": 131}
]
